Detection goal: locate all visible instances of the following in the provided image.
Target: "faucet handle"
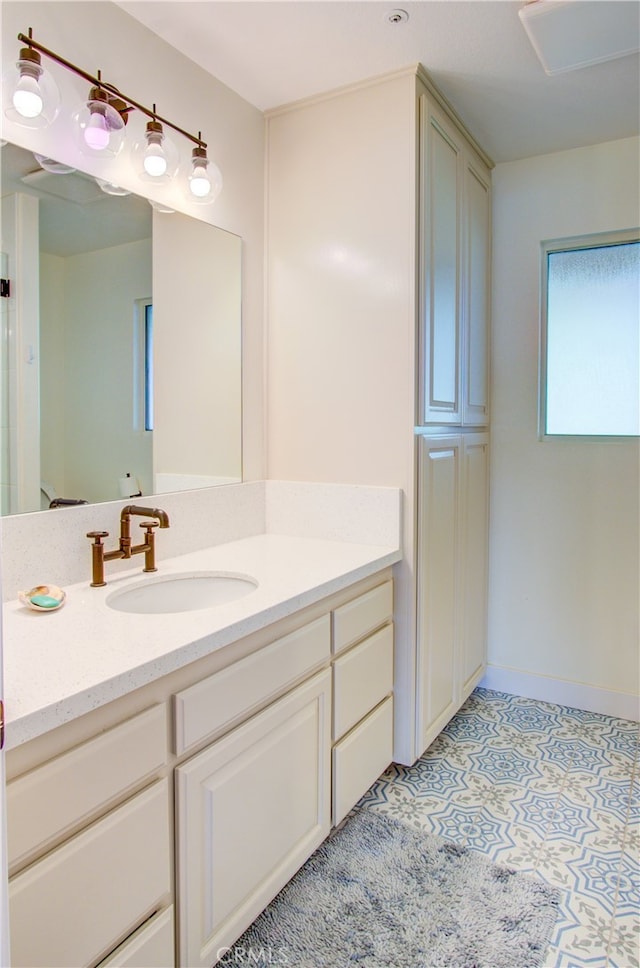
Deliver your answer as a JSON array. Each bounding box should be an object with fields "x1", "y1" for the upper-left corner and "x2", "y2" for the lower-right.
[
  {"x1": 140, "y1": 522, "x2": 160, "y2": 573},
  {"x1": 87, "y1": 531, "x2": 109, "y2": 587}
]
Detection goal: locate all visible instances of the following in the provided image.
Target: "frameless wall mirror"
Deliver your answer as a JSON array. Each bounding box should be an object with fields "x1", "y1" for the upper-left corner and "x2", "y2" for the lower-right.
[{"x1": 0, "y1": 141, "x2": 242, "y2": 515}]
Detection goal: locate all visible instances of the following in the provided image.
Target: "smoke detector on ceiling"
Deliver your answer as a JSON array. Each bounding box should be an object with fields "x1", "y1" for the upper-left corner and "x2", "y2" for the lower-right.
[
  {"x1": 519, "y1": 0, "x2": 640, "y2": 75},
  {"x1": 386, "y1": 9, "x2": 409, "y2": 26}
]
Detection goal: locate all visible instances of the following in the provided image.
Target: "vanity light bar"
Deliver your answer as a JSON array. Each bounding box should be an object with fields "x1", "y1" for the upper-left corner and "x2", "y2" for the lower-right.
[
  {"x1": 8, "y1": 29, "x2": 221, "y2": 202},
  {"x1": 16, "y1": 31, "x2": 207, "y2": 149}
]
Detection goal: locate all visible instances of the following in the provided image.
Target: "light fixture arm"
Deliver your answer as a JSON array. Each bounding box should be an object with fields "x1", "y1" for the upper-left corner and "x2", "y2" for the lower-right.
[{"x1": 17, "y1": 29, "x2": 207, "y2": 149}]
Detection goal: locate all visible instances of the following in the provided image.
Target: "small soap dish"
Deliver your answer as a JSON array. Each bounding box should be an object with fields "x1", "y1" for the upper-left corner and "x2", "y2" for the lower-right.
[{"x1": 18, "y1": 584, "x2": 66, "y2": 612}]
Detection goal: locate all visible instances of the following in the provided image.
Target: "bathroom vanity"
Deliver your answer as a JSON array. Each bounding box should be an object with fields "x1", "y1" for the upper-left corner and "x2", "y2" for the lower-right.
[{"x1": 2, "y1": 492, "x2": 400, "y2": 968}]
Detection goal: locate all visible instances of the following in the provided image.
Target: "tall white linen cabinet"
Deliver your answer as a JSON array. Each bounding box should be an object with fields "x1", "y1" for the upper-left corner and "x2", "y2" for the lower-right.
[{"x1": 266, "y1": 65, "x2": 493, "y2": 765}]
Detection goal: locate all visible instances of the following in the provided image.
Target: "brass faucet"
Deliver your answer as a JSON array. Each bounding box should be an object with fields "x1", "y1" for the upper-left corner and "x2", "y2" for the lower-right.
[{"x1": 87, "y1": 505, "x2": 170, "y2": 587}]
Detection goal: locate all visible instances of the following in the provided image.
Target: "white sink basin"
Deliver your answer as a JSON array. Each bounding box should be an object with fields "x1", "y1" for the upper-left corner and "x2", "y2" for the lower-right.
[{"x1": 106, "y1": 572, "x2": 258, "y2": 614}]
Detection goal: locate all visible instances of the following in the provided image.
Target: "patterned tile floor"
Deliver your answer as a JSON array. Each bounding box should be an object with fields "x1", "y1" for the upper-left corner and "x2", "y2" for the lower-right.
[{"x1": 359, "y1": 688, "x2": 639, "y2": 968}]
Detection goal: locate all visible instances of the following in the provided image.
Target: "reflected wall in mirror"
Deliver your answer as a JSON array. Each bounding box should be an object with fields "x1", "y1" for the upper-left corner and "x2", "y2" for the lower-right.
[{"x1": 0, "y1": 142, "x2": 242, "y2": 515}]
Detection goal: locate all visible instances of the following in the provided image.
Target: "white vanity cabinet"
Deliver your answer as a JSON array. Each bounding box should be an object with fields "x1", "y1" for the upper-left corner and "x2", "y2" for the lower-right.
[
  {"x1": 416, "y1": 434, "x2": 489, "y2": 751},
  {"x1": 6, "y1": 706, "x2": 173, "y2": 968},
  {"x1": 419, "y1": 95, "x2": 491, "y2": 429},
  {"x1": 458, "y1": 435, "x2": 491, "y2": 696},
  {"x1": 416, "y1": 436, "x2": 460, "y2": 745},
  {"x1": 5, "y1": 570, "x2": 394, "y2": 968},
  {"x1": 331, "y1": 580, "x2": 394, "y2": 825},
  {"x1": 172, "y1": 613, "x2": 333, "y2": 968},
  {"x1": 175, "y1": 671, "x2": 332, "y2": 968},
  {"x1": 415, "y1": 80, "x2": 491, "y2": 753},
  {"x1": 173, "y1": 578, "x2": 394, "y2": 967}
]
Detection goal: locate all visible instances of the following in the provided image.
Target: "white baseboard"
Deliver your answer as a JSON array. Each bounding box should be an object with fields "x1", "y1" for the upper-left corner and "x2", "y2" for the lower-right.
[{"x1": 480, "y1": 665, "x2": 640, "y2": 722}]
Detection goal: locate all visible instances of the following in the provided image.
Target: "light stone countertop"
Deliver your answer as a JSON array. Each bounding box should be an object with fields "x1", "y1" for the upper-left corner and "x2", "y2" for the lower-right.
[{"x1": 3, "y1": 532, "x2": 401, "y2": 750}]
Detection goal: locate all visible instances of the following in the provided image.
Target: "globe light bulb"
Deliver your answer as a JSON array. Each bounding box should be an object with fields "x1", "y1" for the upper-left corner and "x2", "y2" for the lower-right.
[
  {"x1": 134, "y1": 119, "x2": 177, "y2": 184},
  {"x1": 189, "y1": 161, "x2": 211, "y2": 198},
  {"x1": 84, "y1": 109, "x2": 110, "y2": 150},
  {"x1": 4, "y1": 47, "x2": 59, "y2": 129},
  {"x1": 187, "y1": 146, "x2": 222, "y2": 205},
  {"x1": 12, "y1": 73, "x2": 43, "y2": 119},
  {"x1": 74, "y1": 86, "x2": 126, "y2": 159},
  {"x1": 143, "y1": 125, "x2": 168, "y2": 177},
  {"x1": 144, "y1": 144, "x2": 167, "y2": 177}
]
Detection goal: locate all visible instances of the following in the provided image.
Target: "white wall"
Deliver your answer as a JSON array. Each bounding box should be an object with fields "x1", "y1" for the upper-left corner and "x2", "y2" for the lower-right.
[
  {"x1": 39, "y1": 252, "x2": 65, "y2": 499},
  {"x1": 153, "y1": 213, "x2": 241, "y2": 485},
  {"x1": 1, "y1": 0, "x2": 265, "y2": 482},
  {"x1": 62, "y1": 238, "x2": 153, "y2": 504},
  {"x1": 487, "y1": 136, "x2": 640, "y2": 717},
  {"x1": 265, "y1": 71, "x2": 418, "y2": 758},
  {"x1": 266, "y1": 74, "x2": 415, "y2": 489},
  {"x1": 0, "y1": 194, "x2": 40, "y2": 514}
]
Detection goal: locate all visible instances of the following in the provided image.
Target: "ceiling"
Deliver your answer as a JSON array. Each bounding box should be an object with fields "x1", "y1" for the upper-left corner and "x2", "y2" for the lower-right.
[
  {"x1": 117, "y1": 0, "x2": 640, "y2": 163},
  {"x1": 0, "y1": 142, "x2": 151, "y2": 257}
]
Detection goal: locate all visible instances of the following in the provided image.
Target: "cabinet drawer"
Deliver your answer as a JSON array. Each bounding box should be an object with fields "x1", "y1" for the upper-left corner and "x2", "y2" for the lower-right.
[
  {"x1": 174, "y1": 614, "x2": 330, "y2": 754},
  {"x1": 333, "y1": 623, "x2": 393, "y2": 741},
  {"x1": 332, "y1": 580, "x2": 393, "y2": 655},
  {"x1": 7, "y1": 704, "x2": 167, "y2": 871},
  {"x1": 9, "y1": 779, "x2": 171, "y2": 968},
  {"x1": 333, "y1": 697, "x2": 394, "y2": 825},
  {"x1": 99, "y1": 907, "x2": 174, "y2": 968}
]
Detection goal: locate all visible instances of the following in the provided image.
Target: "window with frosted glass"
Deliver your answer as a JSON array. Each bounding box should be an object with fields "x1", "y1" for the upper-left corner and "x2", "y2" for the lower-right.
[
  {"x1": 133, "y1": 297, "x2": 153, "y2": 433},
  {"x1": 541, "y1": 232, "x2": 639, "y2": 437}
]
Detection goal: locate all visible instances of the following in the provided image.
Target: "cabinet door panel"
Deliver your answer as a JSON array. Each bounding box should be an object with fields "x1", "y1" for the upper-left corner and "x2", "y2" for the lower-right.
[
  {"x1": 420, "y1": 98, "x2": 462, "y2": 425},
  {"x1": 460, "y1": 435, "x2": 489, "y2": 693},
  {"x1": 416, "y1": 436, "x2": 460, "y2": 751},
  {"x1": 175, "y1": 671, "x2": 331, "y2": 968},
  {"x1": 463, "y1": 162, "x2": 491, "y2": 425}
]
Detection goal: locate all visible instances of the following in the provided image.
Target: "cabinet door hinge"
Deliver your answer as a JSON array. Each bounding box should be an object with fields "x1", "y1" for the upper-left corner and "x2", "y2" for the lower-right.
[
  {"x1": 0, "y1": 699, "x2": 4, "y2": 750},
  {"x1": 0, "y1": 279, "x2": 10, "y2": 298}
]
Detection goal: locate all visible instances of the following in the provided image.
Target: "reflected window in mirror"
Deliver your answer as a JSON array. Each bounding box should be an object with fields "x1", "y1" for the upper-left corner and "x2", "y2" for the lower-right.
[
  {"x1": 144, "y1": 302, "x2": 154, "y2": 433},
  {"x1": 134, "y1": 296, "x2": 154, "y2": 435}
]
